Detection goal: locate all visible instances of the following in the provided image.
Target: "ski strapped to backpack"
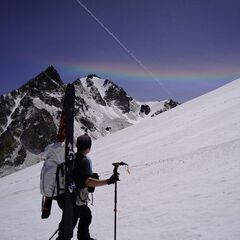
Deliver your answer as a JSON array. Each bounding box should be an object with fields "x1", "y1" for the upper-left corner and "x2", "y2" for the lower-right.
[
  {"x1": 62, "y1": 83, "x2": 76, "y2": 239},
  {"x1": 40, "y1": 83, "x2": 76, "y2": 225}
]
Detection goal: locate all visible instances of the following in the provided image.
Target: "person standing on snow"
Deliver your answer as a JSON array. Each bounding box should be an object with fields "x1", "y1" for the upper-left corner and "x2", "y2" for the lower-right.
[{"x1": 56, "y1": 134, "x2": 119, "y2": 240}]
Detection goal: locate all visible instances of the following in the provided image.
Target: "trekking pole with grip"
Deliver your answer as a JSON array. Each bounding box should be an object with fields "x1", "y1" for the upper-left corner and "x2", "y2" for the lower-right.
[{"x1": 112, "y1": 162, "x2": 128, "y2": 240}]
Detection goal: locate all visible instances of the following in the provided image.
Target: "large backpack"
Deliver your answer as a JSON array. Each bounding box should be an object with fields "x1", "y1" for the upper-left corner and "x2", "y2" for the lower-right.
[{"x1": 40, "y1": 142, "x2": 65, "y2": 198}]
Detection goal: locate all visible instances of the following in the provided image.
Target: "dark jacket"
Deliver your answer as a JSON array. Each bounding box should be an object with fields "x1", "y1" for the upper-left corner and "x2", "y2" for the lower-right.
[{"x1": 73, "y1": 153, "x2": 93, "y2": 189}]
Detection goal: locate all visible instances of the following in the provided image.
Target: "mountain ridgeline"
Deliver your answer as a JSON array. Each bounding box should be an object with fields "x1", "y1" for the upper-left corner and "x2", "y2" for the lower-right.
[{"x1": 0, "y1": 66, "x2": 179, "y2": 176}]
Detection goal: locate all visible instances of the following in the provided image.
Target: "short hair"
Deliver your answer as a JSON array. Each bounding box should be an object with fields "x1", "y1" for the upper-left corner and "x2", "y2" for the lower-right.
[{"x1": 76, "y1": 134, "x2": 92, "y2": 151}]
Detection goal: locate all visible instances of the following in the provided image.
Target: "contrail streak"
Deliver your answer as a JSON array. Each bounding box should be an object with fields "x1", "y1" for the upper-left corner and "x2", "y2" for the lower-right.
[{"x1": 74, "y1": 0, "x2": 173, "y2": 98}]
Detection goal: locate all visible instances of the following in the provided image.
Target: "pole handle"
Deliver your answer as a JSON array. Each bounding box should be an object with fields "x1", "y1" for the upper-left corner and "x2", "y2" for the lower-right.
[{"x1": 112, "y1": 161, "x2": 128, "y2": 174}]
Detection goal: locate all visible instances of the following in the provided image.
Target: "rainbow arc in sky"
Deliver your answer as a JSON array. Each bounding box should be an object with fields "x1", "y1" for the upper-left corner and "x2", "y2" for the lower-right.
[{"x1": 58, "y1": 61, "x2": 240, "y2": 82}]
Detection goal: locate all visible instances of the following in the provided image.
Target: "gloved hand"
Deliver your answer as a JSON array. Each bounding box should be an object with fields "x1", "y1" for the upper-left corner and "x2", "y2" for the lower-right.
[{"x1": 107, "y1": 173, "x2": 120, "y2": 185}]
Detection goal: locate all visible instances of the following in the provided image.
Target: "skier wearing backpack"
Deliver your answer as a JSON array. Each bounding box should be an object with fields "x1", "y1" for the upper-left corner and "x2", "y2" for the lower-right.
[{"x1": 56, "y1": 134, "x2": 119, "y2": 240}]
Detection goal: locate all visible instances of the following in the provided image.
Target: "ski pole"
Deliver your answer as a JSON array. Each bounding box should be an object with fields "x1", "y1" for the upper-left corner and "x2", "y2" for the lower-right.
[
  {"x1": 114, "y1": 175, "x2": 117, "y2": 240},
  {"x1": 112, "y1": 162, "x2": 128, "y2": 240}
]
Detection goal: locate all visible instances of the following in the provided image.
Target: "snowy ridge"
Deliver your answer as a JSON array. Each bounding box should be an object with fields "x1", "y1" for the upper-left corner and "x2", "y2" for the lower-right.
[
  {"x1": 0, "y1": 67, "x2": 178, "y2": 176},
  {"x1": 2, "y1": 91, "x2": 25, "y2": 133},
  {"x1": 0, "y1": 78, "x2": 239, "y2": 239},
  {"x1": 76, "y1": 76, "x2": 174, "y2": 126},
  {"x1": 32, "y1": 97, "x2": 61, "y2": 127}
]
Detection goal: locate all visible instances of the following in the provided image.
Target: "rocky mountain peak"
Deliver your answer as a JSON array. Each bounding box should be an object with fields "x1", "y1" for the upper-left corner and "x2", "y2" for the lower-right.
[
  {"x1": 103, "y1": 79, "x2": 133, "y2": 113},
  {"x1": 19, "y1": 65, "x2": 64, "y2": 94},
  {"x1": 0, "y1": 66, "x2": 65, "y2": 175},
  {"x1": 44, "y1": 65, "x2": 63, "y2": 85},
  {"x1": 87, "y1": 74, "x2": 101, "y2": 79},
  {"x1": 0, "y1": 67, "x2": 180, "y2": 176}
]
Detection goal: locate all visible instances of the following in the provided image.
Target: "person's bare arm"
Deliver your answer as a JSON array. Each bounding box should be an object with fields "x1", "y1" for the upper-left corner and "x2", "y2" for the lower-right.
[
  {"x1": 85, "y1": 173, "x2": 119, "y2": 187},
  {"x1": 85, "y1": 177, "x2": 108, "y2": 187}
]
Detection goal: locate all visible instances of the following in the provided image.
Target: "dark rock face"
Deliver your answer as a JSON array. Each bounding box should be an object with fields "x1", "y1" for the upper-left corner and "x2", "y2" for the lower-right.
[
  {"x1": 75, "y1": 96, "x2": 88, "y2": 113},
  {"x1": 104, "y1": 79, "x2": 133, "y2": 113},
  {"x1": 164, "y1": 99, "x2": 180, "y2": 109},
  {"x1": 0, "y1": 130, "x2": 18, "y2": 167},
  {"x1": 14, "y1": 146, "x2": 26, "y2": 166},
  {"x1": 80, "y1": 117, "x2": 96, "y2": 132},
  {"x1": 20, "y1": 108, "x2": 57, "y2": 153},
  {"x1": 151, "y1": 99, "x2": 180, "y2": 117},
  {"x1": 86, "y1": 76, "x2": 106, "y2": 106},
  {"x1": 20, "y1": 65, "x2": 63, "y2": 93},
  {"x1": 140, "y1": 105, "x2": 151, "y2": 115},
  {"x1": 105, "y1": 127, "x2": 111, "y2": 131},
  {"x1": 0, "y1": 95, "x2": 15, "y2": 132},
  {"x1": 87, "y1": 74, "x2": 100, "y2": 79},
  {"x1": 0, "y1": 66, "x2": 64, "y2": 172}
]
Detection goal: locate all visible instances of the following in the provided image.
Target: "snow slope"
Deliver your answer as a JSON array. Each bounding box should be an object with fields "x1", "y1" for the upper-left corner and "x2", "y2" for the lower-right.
[
  {"x1": 0, "y1": 79, "x2": 240, "y2": 240},
  {"x1": 0, "y1": 68, "x2": 179, "y2": 177}
]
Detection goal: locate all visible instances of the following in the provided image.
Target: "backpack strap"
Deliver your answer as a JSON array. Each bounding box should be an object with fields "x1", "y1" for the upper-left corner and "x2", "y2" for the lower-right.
[
  {"x1": 56, "y1": 165, "x2": 60, "y2": 197},
  {"x1": 56, "y1": 163, "x2": 65, "y2": 197},
  {"x1": 90, "y1": 192, "x2": 94, "y2": 206}
]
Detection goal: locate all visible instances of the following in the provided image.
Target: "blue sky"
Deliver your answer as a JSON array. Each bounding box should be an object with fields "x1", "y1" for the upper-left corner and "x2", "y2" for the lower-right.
[{"x1": 1, "y1": 0, "x2": 240, "y2": 102}]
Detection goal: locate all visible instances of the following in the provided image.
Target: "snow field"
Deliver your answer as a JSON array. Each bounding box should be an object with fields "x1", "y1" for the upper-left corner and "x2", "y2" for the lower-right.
[{"x1": 0, "y1": 79, "x2": 240, "y2": 239}]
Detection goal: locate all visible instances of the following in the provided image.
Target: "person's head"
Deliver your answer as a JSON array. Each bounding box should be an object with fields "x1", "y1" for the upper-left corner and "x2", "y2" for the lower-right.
[{"x1": 76, "y1": 134, "x2": 92, "y2": 155}]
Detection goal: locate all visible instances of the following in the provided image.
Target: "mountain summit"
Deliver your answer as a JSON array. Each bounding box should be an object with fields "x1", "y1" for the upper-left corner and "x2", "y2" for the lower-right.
[{"x1": 0, "y1": 66, "x2": 179, "y2": 176}]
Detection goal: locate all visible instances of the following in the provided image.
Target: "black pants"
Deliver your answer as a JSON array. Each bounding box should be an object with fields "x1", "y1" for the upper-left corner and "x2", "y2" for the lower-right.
[{"x1": 57, "y1": 194, "x2": 92, "y2": 240}]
